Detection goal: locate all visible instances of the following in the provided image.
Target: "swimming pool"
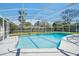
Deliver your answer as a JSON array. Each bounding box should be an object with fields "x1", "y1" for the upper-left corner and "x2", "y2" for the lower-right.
[{"x1": 16, "y1": 33, "x2": 68, "y2": 49}]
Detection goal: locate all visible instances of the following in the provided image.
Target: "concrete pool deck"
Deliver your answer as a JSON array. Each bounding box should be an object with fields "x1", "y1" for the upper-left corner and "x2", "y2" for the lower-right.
[
  {"x1": 0, "y1": 36, "x2": 65, "y2": 56},
  {"x1": 59, "y1": 35, "x2": 79, "y2": 56},
  {"x1": 0, "y1": 35, "x2": 79, "y2": 56},
  {"x1": 0, "y1": 36, "x2": 18, "y2": 56}
]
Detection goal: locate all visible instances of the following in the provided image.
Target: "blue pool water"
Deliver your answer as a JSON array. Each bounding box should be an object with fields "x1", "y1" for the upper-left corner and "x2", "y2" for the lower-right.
[{"x1": 16, "y1": 33, "x2": 68, "y2": 49}]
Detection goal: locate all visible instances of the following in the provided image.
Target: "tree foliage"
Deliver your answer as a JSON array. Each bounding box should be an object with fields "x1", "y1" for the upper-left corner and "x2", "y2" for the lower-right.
[
  {"x1": 0, "y1": 17, "x2": 3, "y2": 25},
  {"x1": 61, "y1": 9, "x2": 79, "y2": 23},
  {"x1": 18, "y1": 10, "x2": 26, "y2": 23},
  {"x1": 10, "y1": 22, "x2": 19, "y2": 33}
]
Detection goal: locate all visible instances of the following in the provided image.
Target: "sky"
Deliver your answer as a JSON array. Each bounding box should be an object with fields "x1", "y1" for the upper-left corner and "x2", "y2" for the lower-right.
[{"x1": 0, "y1": 3, "x2": 79, "y2": 25}]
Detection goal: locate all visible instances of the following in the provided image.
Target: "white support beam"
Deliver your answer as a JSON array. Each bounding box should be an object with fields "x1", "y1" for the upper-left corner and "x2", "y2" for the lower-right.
[
  {"x1": 44, "y1": 22, "x2": 46, "y2": 32},
  {"x1": 51, "y1": 25, "x2": 52, "y2": 32},
  {"x1": 2, "y1": 18, "x2": 5, "y2": 40},
  {"x1": 69, "y1": 23, "x2": 71, "y2": 32},
  {"x1": 76, "y1": 20, "x2": 78, "y2": 33},
  {"x1": 62, "y1": 24, "x2": 64, "y2": 32},
  {"x1": 6, "y1": 20, "x2": 9, "y2": 38}
]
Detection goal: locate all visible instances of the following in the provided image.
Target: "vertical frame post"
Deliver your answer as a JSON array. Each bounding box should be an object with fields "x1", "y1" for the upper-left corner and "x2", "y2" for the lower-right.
[{"x1": 2, "y1": 18, "x2": 5, "y2": 40}]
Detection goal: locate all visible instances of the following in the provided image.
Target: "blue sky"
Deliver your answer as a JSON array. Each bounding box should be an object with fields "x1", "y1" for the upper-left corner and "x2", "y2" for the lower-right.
[{"x1": 0, "y1": 3, "x2": 79, "y2": 25}]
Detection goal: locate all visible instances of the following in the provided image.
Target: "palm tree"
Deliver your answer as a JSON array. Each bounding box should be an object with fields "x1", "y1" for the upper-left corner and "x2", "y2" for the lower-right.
[
  {"x1": 18, "y1": 8, "x2": 26, "y2": 31},
  {"x1": 18, "y1": 10, "x2": 26, "y2": 24}
]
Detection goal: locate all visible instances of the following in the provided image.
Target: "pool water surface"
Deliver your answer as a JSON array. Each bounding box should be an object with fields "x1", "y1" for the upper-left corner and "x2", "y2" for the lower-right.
[{"x1": 16, "y1": 33, "x2": 68, "y2": 49}]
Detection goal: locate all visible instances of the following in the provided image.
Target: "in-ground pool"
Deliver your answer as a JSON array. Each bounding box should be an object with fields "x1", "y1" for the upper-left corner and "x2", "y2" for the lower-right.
[{"x1": 16, "y1": 33, "x2": 68, "y2": 49}]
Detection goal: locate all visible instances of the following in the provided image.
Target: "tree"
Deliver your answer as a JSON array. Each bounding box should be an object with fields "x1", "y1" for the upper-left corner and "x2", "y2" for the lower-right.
[
  {"x1": 40, "y1": 20, "x2": 51, "y2": 32},
  {"x1": 18, "y1": 9, "x2": 26, "y2": 30},
  {"x1": 34, "y1": 21, "x2": 41, "y2": 26},
  {"x1": 52, "y1": 21, "x2": 63, "y2": 31},
  {"x1": 34, "y1": 20, "x2": 51, "y2": 32},
  {"x1": 18, "y1": 10, "x2": 26, "y2": 23},
  {"x1": 61, "y1": 9, "x2": 79, "y2": 32},
  {"x1": 61, "y1": 9, "x2": 79, "y2": 24},
  {"x1": 0, "y1": 17, "x2": 3, "y2": 26},
  {"x1": 34, "y1": 20, "x2": 50, "y2": 27},
  {"x1": 25, "y1": 22, "x2": 32, "y2": 26},
  {"x1": 40, "y1": 20, "x2": 50, "y2": 28},
  {"x1": 10, "y1": 22, "x2": 19, "y2": 33}
]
